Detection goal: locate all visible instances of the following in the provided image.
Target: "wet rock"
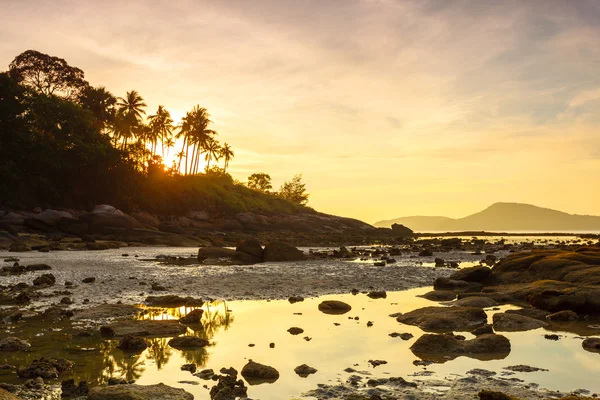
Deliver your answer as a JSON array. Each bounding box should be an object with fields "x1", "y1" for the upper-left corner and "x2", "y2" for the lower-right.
[
  {"x1": 107, "y1": 378, "x2": 130, "y2": 385},
  {"x1": 24, "y1": 377, "x2": 44, "y2": 390},
  {"x1": 73, "y1": 304, "x2": 139, "y2": 320},
  {"x1": 505, "y1": 307, "x2": 550, "y2": 320},
  {"x1": 262, "y1": 241, "x2": 306, "y2": 262},
  {"x1": 288, "y1": 327, "x2": 304, "y2": 335},
  {"x1": 194, "y1": 368, "x2": 214, "y2": 380},
  {"x1": 9, "y1": 242, "x2": 31, "y2": 252},
  {"x1": 151, "y1": 283, "x2": 166, "y2": 291},
  {"x1": 100, "y1": 320, "x2": 187, "y2": 338},
  {"x1": 198, "y1": 246, "x2": 260, "y2": 265},
  {"x1": 582, "y1": 337, "x2": 600, "y2": 353},
  {"x1": 25, "y1": 263, "x2": 52, "y2": 272},
  {"x1": 288, "y1": 296, "x2": 304, "y2": 304},
  {"x1": 179, "y1": 309, "x2": 204, "y2": 324},
  {"x1": 82, "y1": 277, "x2": 96, "y2": 284},
  {"x1": 367, "y1": 290, "x2": 387, "y2": 299},
  {"x1": 471, "y1": 324, "x2": 494, "y2": 336},
  {"x1": 32, "y1": 273, "x2": 55, "y2": 287},
  {"x1": 492, "y1": 313, "x2": 548, "y2": 332},
  {"x1": 433, "y1": 277, "x2": 483, "y2": 293},
  {"x1": 145, "y1": 295, "x2": 203, "y2": 307},
  {"x1": 88, "y1": 383, "x2": 194, "y2": 400},
  {"x1": 546, "y1": 310, "x2": 578, "y2": 321},
  {"x1": 411, "y1": 333, "x2": 511, "y2": 362},
  {"x1": 117, "y1": 336, "x2": 148, "y2": 352},
  {"x1": 544, "y1": 334, "x2": 560, "y2": 341},
  {"x1": 419, "y1": 249, "x2": 433, "y2": 257},
  {"x1": 468, "y1": 368, "x2": 496, "y2": 377},
  {"x1": 318, "y1": 300, "x2": 352, "y2": 315},
  {"x1": 168, "y1": 336, "x2": 209, "y2": 349},
  {"x1": 389, "y1": 332, "x2": 413, "y2": 340},
  {"x1": 451, "y1": 296, "x2": 498, "y2": 308},
  {"x1": 294, "y1": 364, "x2": 317, "y2": 377},
  {"x1": 0, "y1": 388, "x2": 19, "y2": 399},
  {"x1": 60, "y1": 297, "x2": 74, "y2": 305},
  {"x1": 396, "y1": 306, "x2": 487, "y2": 332},
  {"x1": 449, "y1": 266, "x2": 492, "y2": 282},
  {"x1": 17, "y1": 357, "x2": 74, "y2": 379},
  {"x1": 503, "y1": 365, "x2": 548, "y2": 373},
  {"x1": 0, "y1": 337, "x2": 31, "y2": 352},
  {"x1": 220, "y1": 367, "x2": 237, "y2": 376},
  {"x1": 236, "y1": 239, "x2": 264, "y2": 259},
  {"x1": 61, "y1": 379, "x2": 89, "y2": 398},
  {"x1": 209, "y1": 373, "x2": 247, "y2": 400},
  {"x1": 180, "y1": 364, "x2": 196, "y2": 373},
  {"x1": 241, "y1": 360, "x2": 280, "y2": 384},
  {"x1": 368, "y1": 360, "x2": 387, "y2": 367},
  {"x1": 420, "y1": 290, "x2": 457, "y2": 301}
]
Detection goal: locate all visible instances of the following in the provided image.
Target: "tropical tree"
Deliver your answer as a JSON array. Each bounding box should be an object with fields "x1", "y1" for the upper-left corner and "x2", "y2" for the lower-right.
[
  {"x1": 116, "y1": 90, "x2": 146, "y2": 149},
  {"x1": 204, "y1": 137, "x2": 221, "y2": 169},
  {"x1": 220, "y1": 142, "x2": 234, "y2": 171},
  {"x1": 278, "y1": 174, "x2": 309, "y2": 205},
  {"x1": 78, "y1": 86, "x2": 116, "y2": 133},
  {"x1": 164, "y1": 137, "x2": 175, "y2": 157},
  {"x1": 177, "y1": 105, "x2": 216, "y2": 175},
  {"x1": 247, "y1": 173, "x2": 272, "y2": 193},
  {"x1": 148, "y1": 105, "x2": 173, "y2": 157}
]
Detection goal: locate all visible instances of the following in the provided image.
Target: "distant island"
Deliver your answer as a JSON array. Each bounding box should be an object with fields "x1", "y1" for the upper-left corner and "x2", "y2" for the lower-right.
[{"x1": 375, "y1": 202, "x2": 600, "y2": 232}]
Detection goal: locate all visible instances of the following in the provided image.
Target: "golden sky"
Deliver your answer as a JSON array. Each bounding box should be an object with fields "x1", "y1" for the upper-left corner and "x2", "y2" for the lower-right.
[{"x1": 2, "y1": 0, "x2": 600, "y2": 223}]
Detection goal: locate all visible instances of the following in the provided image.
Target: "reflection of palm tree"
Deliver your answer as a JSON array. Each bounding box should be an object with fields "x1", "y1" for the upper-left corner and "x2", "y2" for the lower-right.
[
  {"x1": 146, "y1": 338, "x2": 173, "y2": 370},
  {"x1": 98, "y1": 340, "x2": 145, "y2": 384}
]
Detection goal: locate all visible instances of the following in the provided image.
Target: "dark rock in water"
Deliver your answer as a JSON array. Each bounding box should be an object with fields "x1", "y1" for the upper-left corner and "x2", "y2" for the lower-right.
[
  {"x1": 198, "y1": 246, "x2": 261, "y2": 265},
  {"x1": 194, "y1": 369, "x2": 214, "y2": 380},
  {"x1": 117, "y1": 336, "x2": 148, "y2": 352},
  {"x1": 25, "y1": 263, "x2": 52, "y2": 272},
  {"x1": 546, "y1": 310, "x2": 578, "y2": 321},
  {"x1": 24, "y1": 377, "x2": 44, "y2": 390},
  {"x1": 179, "y1": 309, "x2": 204, "y2": 325},
  {"x1": 367, "y1": 290, "x2": 387, "y2": 299},
  {"x1": 61, "y1": 379, "x2": 89, "y2": 398},
  {"x1": 60, "y1": 297, "x2": 74, "y2": 305},
  {"x1": 180, "y1": 364, "x2": 196, "y2": 373},
  {"x1": 478, "y1": 390, "x2": 515, "y2": 400},
  {"x1": 262, "y1": 241, "x2": 306, "y2": 262},
  {"x1": 451, "y1": 296, "x2": 498, "y2": 308},
  {"x1": 396, "y1": 306, "x2": 487, "y2": 332},
  {"x1": 333, "y1": 246, "x2": 354, "y2": 258},
  {"x1": 318, "y1": 300, "x2": 352, "y2": 315},
  {"x1": 209, "y1": 373, "x2": 247, "y2": 400},
  {"x1": 449, "y1": 266, "x2": 492, "y2": 282},
  {"x1": 420, "y1": 290, "x2": 456, "y2": 301},
  {"x1": 88, "y1": 383, "x2": 194, "y2": 400},
  {"x1": 1, "y1": 263, "x2": 26, "y2": 276},
  {"x1": 389, "y1": 332, "x2": 413, "y2": 340},
  {"x1": 100, "y1": 320, "x2": 187, "y2": 338},
  {"x1": 9, "y1": 242, "x2": 31, "y2": 252},
  {"x1": 369, "y1": 359, "x2": 387, "y2": 367},
  {"x1": 294, "y1": 364, "x2": 317, "y2": 377},
  {"x1": 288, "y1": 296, "x2": 304, "y2": 304},
  {"x1": 33, "y1": 273, "x2": 55, "y2": 287},
  {"x1": 503, "y1": 365, "x2": 548, "y2": 373},
  {"x1": 220, "y1": 367, "x2": 237, "y2": 376},
  {"x1": 0, "y1": 337, "x2": 31, "y2": 352},
  {"x1": 471, "y1": 324, "x2": 494, "y2": 336},
  {"x1": 236, "y1": 239, "x2": 264, "y2": 259},
  {"x1": 17, "y1": 357, "x2": 74, "y2": 379},
  {"x1": 582, "y1": 337, "x2": 600, "y2": 353},
  {"x1": 505, "y1": 307, "x2": 550, "y2": 320},
  {"x1": 492, "y1": 313, "x2": 548, "y2": 332},
  {"x1": 145, "y1": 295, "x2": 203, "y2": 308},
  {"x1": 107, "y1": 378, "x2": 130, "y2": 385},
  {"x1": 411, "y1": 333, "x2": 511, "y2": 362},
  {"x1": 391, "y1": 223, "x2": 413, "y2": 237},
  {"x1": 418, "y1": 249, "x2": 433, "y2": 257},
  {"x1": 151, "y1": 283, "x2": 166, "y2": 291},
  {"x1": 241, "y1": 360, "x2": 280, "y2": 384},
  {"x1": 168, "y1": 336, "x2": 209, "y2": 349},
  {"x1": 82, "y1": 277, "x2": 96, "y2": 284},
  {"x1": 544, "y1": 334, "x2": 560, "y2": 341},
  {"x1": 287, "y1": 327, "x2": 304, "y2": 335},
  {"x1": 433, "y1": 277, "x2": 483, "y2": 293},
  {"x1": 388, "y1": 376, "x2": 418, "y2": 388}
]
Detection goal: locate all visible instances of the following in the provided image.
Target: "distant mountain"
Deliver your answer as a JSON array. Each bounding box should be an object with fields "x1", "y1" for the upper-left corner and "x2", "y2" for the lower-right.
[{"x1": 374, "y1": 202, "x2": 600, "y2": 232}]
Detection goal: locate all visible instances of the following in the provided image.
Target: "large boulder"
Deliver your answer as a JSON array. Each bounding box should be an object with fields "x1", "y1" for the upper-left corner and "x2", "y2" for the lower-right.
[
  {"x1": 241, "y1": 360, "x2": 280, "y2": 384},
  {"x1": 17, "y1": 357, "x2": 74, "y2": 379},
  {"x1": 262, "y1": 242, "x2": 306, "y2": 262},
  {"x1": 396, "y1": 306, "x2": 487, "y2": 332},
  {"x1": 236, "y1": 240, "x2": 264, "y2": 259},
  {"x1": 198, "y1": 246, "x2": 261, "y2": 264},
  {"x1": 527, "y1": 287, "x2": 600, "y2": 314},
  {"x1": 88, "y1": 384, "x2": 194, "y2": 400},
  {"x1": 168, "y1": 336, "x2": 209, "y2": 349},
  {"x1": 449, "y1": 266, "x2": 492, "y2": 283},
  {"x1": 419, "y1": 290, "x2": 457, "y2": 301},
  {"x1": 318, "y1": 300, "x2": 352, "y2": 315},
  {"x1": 411, "y1": 333, "x2": 511, "y2": 363},
  {"x1": 582, "y1": 337, "x2": 600, "y2": 353},
  {"x1": 492, "y1": 312, "x2": 548, "y2": 332},
  {"x1": 81, "y1": 205, "x2": 142, "y2": 233},
  {"x1": 451, "y1": 296, "x2": 498, "y2": 308},
  {"x1": 433, "y1": 277, "x2": 483, "y2": 293}
]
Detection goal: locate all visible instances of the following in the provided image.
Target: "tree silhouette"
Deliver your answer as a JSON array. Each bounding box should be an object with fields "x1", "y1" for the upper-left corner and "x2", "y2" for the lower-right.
[
  {"x1": 247, "y1": 173, "x2": 272, "y2": 193},
  {"x1": 278, "y1": 174, "x2": 309, "y2": 205},
  {"x1": 148, "y1": 105, "x2": 173, "y2": 158},
  {"x1": 116, "y1": 90, "x2": 146, "y2": 149},
  {"x1": 220, "y1": 142, "x2": 234, "y2": 171}
]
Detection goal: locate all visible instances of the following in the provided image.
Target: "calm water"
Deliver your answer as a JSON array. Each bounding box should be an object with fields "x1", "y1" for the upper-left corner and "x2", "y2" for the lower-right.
[{"x1": 3, "y1": 288, "x2": 600, "y2": 399}]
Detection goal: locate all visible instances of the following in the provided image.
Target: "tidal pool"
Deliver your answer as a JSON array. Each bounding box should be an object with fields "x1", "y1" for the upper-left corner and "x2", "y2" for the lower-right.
[{"x1": 2, "y1": 288, "x2": 600, "y2": 399}]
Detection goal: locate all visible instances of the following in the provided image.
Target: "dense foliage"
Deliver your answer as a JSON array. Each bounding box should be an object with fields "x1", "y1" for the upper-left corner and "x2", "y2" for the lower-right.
[{"x1": 0, "y1": 50, "x2": 309, "y2": 215}]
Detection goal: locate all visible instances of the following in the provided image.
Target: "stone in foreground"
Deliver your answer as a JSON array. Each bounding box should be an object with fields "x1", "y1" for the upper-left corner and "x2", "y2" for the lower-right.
[
  {"x1": 411, "y1": 333, "x2": 511, "y2": 363},
  {"x1": 318, "y1": 300, "x2": 352, "y2": 315},
  {"x1": 88, "y1": 383, "x2": 194, "y2": 400},
  {"x1": 241, "y1": 360, "x2": 280, "y2": 384},
  {"x1": 492, "y1": 312, "x2": 548, "y2": 332},
  {"x1": 396, "y1": 306, "x2": 487, "y2": 332}
]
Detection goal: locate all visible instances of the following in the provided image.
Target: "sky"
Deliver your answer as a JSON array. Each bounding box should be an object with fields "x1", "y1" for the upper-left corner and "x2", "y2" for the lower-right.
[{"x1": 2, "y1": 0, "x2": 600, "y2": 223}]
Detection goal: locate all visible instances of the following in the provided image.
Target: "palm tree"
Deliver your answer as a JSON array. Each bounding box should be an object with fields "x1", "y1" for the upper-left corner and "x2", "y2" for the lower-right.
[
  {"x1": 148, "y1": 105, "x2": 174, "y2": 158},
  {"x1": 220, "y1": 142, "x2": 234, "y2": 171},
  {"x1": 116, "y1": 90, "x2": 146, "y2": 149},
  {"x1": 164, "y1": 137, "x2": 175, "y2": 157},
  {"x1": 177, "y1": 105, "x2": 216, "y2": 175},
  {"x1": 204, "y1": 137, "x2": 221, "y2": 170}
]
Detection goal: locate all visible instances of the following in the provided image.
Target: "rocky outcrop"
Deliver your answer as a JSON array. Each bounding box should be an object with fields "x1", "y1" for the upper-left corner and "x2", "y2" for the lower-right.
[
  {"x1": 263, "y1": 241, "x2": 306, "y2": 262},
  {"x1": 241, "y1": 360, "x2": 280, "y2": 384},
  {"x1": 411, "y1": 333, "x2": 511, "y2": 362},
  {"x1": 433, "y1": 277, "x2": 483, "y2": 293},
  {"x1": 0, "y1": 337, "x2": 31, "y2": 352},
  {"x1": 492, "y1": 313, "x2": 548, "y2": 332},
  {"x1": 198, "y1": 246, "x2": 260, "y2": 265},
  {"x1": 81, "y1": 205, "x2": 142, "y2": 233},
  {"x1": 391, "y1": 223, "x2": 413, "y2": 237},
  {"x1": 236, "y1": 240, "x2": 264, "y2": 259},
  {"x1": 450, "y1": 296, "x2": 498, "y2": 308},
  {"x1": 88, "y1": 384, "x2": 194, "y2": 400},
  {"x1": 582, "y1": 337, "x2": 600, "y2": 353},
  {"x1": 449, "y1": 266, "x2": 492, "y2": 282},
  {"x1": 17, "y1": 357, "x2": 74, "y2": 379},
  {"x1": 396, "y1": 306, "x2": 487, "y2": 332}
]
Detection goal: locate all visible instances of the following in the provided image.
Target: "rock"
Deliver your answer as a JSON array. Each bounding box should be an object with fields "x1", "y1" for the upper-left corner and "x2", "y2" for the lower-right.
[
  {"x1": 492, "y1": 312, "x2": 549, "y2": 332},
  {"x1": 82, "y1": 277, "x2": 96, "y2": 284},
  {"x1": 180, "y1": 364, "x2": 196, "y2": 373},
  {"x1": 449, "y1": 266, "x2": 492, "y2": 282},
  {"x1": 544, "y1": 334, "x2": 560, "y2": 341},
  {"x1": 389, "y1": 332, "x2": 413, "y2": 340},
  {"x1": 100, "y1": 320, "x2": 187, "y2": 338},
  {"x1": 433, "y1": 277, "x2": 483, "y2": 293},
  {"x1": 294, "y1": 364, "x2": 317, "y2": 377},
  {"x1": 241, "y1": 360, "x2": 280, "y2": 384},
  {"x1": 81, "y1": 206, "x2": 142, "y2": 233},
  {"x1": 451, "y1": 296, "x2": 498, "y2": 308},
  {"x1": 209, "y1": 373, "x2": 248, "y2": 400},
  {"x1": 411, "y1": 333, "x2": 511, "y2": 362},
  {"x1": 9, "y1": 242, "x2": 31, "y2": 252},
  {"x1": 179, "y1": 309, "x2": 204, "y2": 324},
  {"x1": 33, "y1": 273, "x2": 56, "y2": 286},
  {"x1": 168, "y1": 336, "x2": 209, "y2": 349},
  {"x1": 220, "y1": 367, "x2": 237, "y2": 376},
  {"x1": 151, "y1": 283, "x2": 166, "y2": 291},
  {"x1": 471, "y1": 324, "x2": 494, "y2": 336},
  {"x1": 367, "y1": 291, "x2": 387, "y2": 299},
  {"x1": 145, "y1": 295, "x2": 203, "y2": 307},
  {"x1": 198, "y1": 246, "x2": 260, "y2": 265},
  {"x1": 318, "y1": 300, "x2": 352, "y2": 315},
  {"x1": 582, "y1": 337, "x2": 600, "y2": 353},
  {"x1": 0, "y1": 337, "x2": 31, "y2": 352},
  {"x1": 131, "y1": 211, "x2": 161, "y2": 228},
  {"x1": 194, "y1": 368, "x2": 214, "y2": 380},
  {"x1": 288, "y1": 296, "x2": 304, "y2": 304},
  {"x1": 262, "y1": 241, "x2": 306, "y2": 262},
  {"x1": 25, "y1": 263, "x2": 52, "y2": 271},
  {"x1": 391, "y1": 223, "x2": 413, "y2": 237},
  {"x1": 369, "y1": 359, "x2": 387, "y2": 367},
  {"x1": 61, "y1": 379, "x2": 89, "y2": 398},
  {"x1": 0, "y1": 388, "x2": 20, "y2": 400},
  {"x1": 419, "y1": 249, "x2": 433, "y2": 257},
  {"x1": 17, "y1": 357, "x2": 74, "y2": 379},
  {"x1": 396, "y1": 306, "x2": 487, "y2": 332},
  {"x1": 88, "y1": 383, "x2": 194, "y2": 400},
  {"x1": 236, "y1": 240, "x2": 263, "y2": 259},
  {"x1": 287, "y1": 327, "x2": 304, "y2": 335},
  {"x1": 117, "y1": 336, "x2": 148, "y2": 352},
  {"x1": 503, "y1": 365, "x2": 548, "y2": 373},
  {"x1": 505, "y1": 307, "x2": 550, "y2": 320},
  {"x1": 546, "y1": 310, "x2": 578, "y2": 321},
  {"x1": 420, "y1": 290, "x2": 457, "y2": 301}
]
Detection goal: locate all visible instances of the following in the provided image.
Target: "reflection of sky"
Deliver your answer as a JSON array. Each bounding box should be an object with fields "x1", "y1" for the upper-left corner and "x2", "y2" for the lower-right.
[{"x1": 2, "y1": 1, "x2": 600, "y2": 221}]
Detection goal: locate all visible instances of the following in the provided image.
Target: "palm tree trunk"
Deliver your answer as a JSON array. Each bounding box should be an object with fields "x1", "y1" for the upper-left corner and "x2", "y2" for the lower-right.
[{"x1": 190, "y1": 144, "x2": 196, "y2": 175}]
